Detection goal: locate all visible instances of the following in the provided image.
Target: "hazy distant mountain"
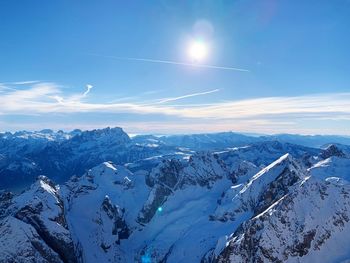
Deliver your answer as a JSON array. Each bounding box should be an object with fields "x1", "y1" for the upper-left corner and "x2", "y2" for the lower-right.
[
  {"x1": 133, "y1": 132, "x2": 350, "y2": 150},
  {"x1": 263, "y1": 133, "x2": 350, "y2": 148}
]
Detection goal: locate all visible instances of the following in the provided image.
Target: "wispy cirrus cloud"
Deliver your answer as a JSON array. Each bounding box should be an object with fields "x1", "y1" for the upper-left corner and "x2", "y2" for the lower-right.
[{"x1": 1, "y1": 81, "x2": 350, "y2": 134}]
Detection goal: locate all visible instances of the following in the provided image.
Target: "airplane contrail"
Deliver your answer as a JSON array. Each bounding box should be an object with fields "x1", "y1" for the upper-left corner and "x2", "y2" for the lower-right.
[
  {"x1": 90, "y1": 54, "x2": 250, "y2": 72},
  {"x1": 2, "y1": 80, "x2": 41, "y2": 85},
  {"x1": 156, "y1": 89, "x2": 220, "y2": 104}
]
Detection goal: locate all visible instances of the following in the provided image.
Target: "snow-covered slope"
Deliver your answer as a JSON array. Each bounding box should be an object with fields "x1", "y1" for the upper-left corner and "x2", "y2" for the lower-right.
[
  {"x1": 62, "y1": 162, "x2": 149, "y2": 262},
  {"x1": 310, "y1": 156, "x2": 350, "y2": 183}
]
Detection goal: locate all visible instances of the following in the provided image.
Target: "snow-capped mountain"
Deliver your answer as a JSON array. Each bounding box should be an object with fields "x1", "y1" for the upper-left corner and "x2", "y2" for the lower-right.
[
  {"x1": 0, "y1": 128, "x2": 349, "y2": 263},
  {"x1": 0, "y1": 127, "x2": 184, "y2": 191}
]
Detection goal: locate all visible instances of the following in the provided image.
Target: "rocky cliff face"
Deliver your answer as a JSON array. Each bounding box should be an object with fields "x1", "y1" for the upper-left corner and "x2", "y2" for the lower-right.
[
  {"x1": 0, "y1": 176, "x2": 78, "y2": 263},
  {"x1": 138, "y1": 152, "x2": 231, "y2": 225},
  {"x1": 215, "y1": 176, "x2": 350, "y2": 263}
]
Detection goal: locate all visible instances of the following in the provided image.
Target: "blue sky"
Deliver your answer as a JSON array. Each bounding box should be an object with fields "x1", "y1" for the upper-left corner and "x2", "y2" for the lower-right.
[{"x1": 0, "y1": 0, "x2": 349, "y2": 134}]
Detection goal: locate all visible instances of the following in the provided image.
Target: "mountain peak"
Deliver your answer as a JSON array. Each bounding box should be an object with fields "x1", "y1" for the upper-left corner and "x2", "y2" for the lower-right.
[
  {"x1": 71, "y1": 127, "x2": 131, "y2": 145},
  {"x1": 247, "y1": 153, "x2": 301, "y2": 188},
  {"x1": 321, "y1": 144, "x2": 346, "y2": 159},
  {"x1": 214, "y1": 153, "x2": 306, "y2": 221}
]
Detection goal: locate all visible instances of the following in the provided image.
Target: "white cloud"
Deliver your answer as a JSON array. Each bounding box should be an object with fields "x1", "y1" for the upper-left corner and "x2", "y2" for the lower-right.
[{"x1": 0, "y1": 82, "x2": 350, "y2": 134}]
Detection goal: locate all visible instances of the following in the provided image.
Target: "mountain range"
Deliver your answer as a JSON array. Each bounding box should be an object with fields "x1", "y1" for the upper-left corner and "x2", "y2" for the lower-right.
[{"x1": 0, "y1": 127, "x2": 350, "y2": 262}]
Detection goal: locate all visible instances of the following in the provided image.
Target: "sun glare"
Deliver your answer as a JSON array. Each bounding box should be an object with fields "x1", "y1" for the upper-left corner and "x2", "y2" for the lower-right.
[{"x1": 188, "y1": 40, "x2": 208, "y2": 62}]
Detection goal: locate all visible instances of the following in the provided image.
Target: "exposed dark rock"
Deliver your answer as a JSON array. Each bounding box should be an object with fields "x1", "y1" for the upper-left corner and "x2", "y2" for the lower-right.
[
  {"x1": 321, "y1": 144, "x2": 346, "y2": 159},
  {"x1": 102, "y1": 196, "x2": 130, "y2": 244}
]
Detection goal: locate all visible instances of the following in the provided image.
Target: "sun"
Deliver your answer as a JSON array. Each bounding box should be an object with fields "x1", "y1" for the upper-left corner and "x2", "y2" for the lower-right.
[{"x1": 188, "y1": 40, "x2": 208, "y2": 62}]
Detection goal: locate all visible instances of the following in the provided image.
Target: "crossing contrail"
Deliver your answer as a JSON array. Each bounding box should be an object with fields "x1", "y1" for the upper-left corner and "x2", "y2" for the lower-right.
[{"x1": 90, "y1": 54, "x2": 250, "y2": 72}]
